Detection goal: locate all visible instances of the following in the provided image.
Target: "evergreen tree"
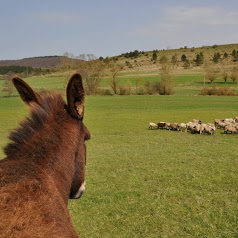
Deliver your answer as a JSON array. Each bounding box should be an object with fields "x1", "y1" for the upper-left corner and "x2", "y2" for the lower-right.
[
  {"x1": 213, "y1": 52, "x2": 221, "y2": 63},
  {"x1": 151, "y1": 51, "x2": 157, "y2": 61},
  {"x1": 181, "y1": 54, "x2": 187, "y2": 62},
  {"x1": 223, "y1": 52, "x2": 228, "y2": 59},
  {"x1": 195, "y1": 52, "x2": 204, "y2": 66}
]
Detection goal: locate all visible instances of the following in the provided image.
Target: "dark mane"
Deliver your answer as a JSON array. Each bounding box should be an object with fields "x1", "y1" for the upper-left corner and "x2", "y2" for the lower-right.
[{"x1": 4, "y1": 92, "x2": 66, "y2": 158}]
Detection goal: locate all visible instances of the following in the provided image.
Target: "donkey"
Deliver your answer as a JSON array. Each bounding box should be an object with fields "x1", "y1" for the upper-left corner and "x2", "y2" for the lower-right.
[{"x1": 0, "y1": 73, "x2": 90, "y2": 238}]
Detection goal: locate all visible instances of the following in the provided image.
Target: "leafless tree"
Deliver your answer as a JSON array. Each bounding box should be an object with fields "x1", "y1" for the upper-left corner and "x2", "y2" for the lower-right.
[
  {"x1": 2, "y1": 72, "x2": 16, "y2": 96},
  {"x1": 204, "y1": 62, "x2": 219, "y2": 84},
  {"x1": 159, "y1": 56, "x2": 174, "y2": 95},
  {"x1": 108, "y1": 61, "x2": 124, "y2": 94},
  {"x1": 230, "y1": 67, "x2": 238, "y2": 84}
]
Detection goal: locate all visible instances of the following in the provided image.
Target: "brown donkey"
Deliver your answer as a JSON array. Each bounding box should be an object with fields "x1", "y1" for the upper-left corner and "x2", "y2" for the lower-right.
[{"x1": 0, "y1": 73, "x2": 90, "y2": 237}]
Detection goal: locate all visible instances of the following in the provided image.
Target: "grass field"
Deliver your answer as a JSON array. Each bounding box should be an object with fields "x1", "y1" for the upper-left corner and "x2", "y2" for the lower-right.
[{"x1": 1, "y1": 73, "x2": 238, "y2": 237}]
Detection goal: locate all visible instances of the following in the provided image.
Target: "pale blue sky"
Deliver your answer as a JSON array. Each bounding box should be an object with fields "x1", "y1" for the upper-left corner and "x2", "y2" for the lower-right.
[{"x1": 1, "y1": 0, "x2": 238, "y2": 60}]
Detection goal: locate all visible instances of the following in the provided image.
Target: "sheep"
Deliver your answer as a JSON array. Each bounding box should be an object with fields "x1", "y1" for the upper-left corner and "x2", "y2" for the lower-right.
[
  {"x1": 194, "y1": 123, "x2": 204, "y2": 134},
  {"x1": 157, "y1": 122, "x2": 166, "y2": 129},
  {"x1": 168, "y1": 123, "x2": 178, "y2": 131},
  {"x1": 224, "y1": 125, "x2": 237, "y2": 134},
  {"x1": 148, "y1": 116, "x2": 237, "y2": 135},
  {"x1": 149, "y1": 122, "x2": 158, "y2": 130},
  {"x1": 177, "y1": 123, "x2": 187, "y2": 132},
  {"x1": 164, "y1": 123, "x2": 171, "y2": 130},
  {"x1": 217, "y1": 120, "x2": 227, "y2": 129},
  {"x1": 214, "y1": 119, "x2": 222, "y2": 128},
  {"x1": 192, "y1": 119, "x2": 202, "y2": 124},
  {"x1": 203, "y1": 124, "x2": 216, "y2": 135},
  {"x1": 224, "y1": 118, "x2": 236, "y2": 124},
  {"x1": 186, "y1": 122, "x2": 197, "y2": 133}
]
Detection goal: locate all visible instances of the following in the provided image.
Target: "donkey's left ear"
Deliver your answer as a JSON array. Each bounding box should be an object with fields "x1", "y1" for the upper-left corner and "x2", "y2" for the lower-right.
[
  {"x1": 12, "y1": 77, "x2": 42, "y2": 106},
  {"x1": 66, "y1": 73, "x2": 85, "y2": 120}
]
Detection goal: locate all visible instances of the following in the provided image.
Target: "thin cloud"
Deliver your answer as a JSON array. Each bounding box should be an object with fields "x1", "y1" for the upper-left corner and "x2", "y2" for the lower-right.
[
  {"x1": 166, "y1": 6, "x2": 238, "y2": 26},
  {"x1": 136, "y1": 5, "x2": 238, "y2": 35}
]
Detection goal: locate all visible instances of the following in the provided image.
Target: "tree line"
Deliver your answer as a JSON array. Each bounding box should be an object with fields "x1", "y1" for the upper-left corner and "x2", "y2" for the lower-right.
[{"x1": 0, "y1": 66, "x2": 50, "y2": 76}]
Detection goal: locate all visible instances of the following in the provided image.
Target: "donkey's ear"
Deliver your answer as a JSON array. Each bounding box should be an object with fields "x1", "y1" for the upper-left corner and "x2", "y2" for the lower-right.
[
  {"x1": 12, "y1": 77, "x2": 41, "y2": 105},
  {"x1": 66, "y1": 73, "x2": 85, "y2": 120}
]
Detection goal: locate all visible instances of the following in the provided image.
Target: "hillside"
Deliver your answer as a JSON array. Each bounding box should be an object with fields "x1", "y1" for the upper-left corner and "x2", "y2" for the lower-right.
[
  {"x1": 115, "y1": 43, "x2": 238, "y2": 71},
  {"x1": 0, "y1": 43, "x2": 237, "y2": 71}
]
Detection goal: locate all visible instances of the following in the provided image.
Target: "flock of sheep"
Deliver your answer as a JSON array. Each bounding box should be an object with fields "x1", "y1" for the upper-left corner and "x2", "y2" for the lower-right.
[{"x1": 149, "y1": 117, "x2": 238, "y2": 135}]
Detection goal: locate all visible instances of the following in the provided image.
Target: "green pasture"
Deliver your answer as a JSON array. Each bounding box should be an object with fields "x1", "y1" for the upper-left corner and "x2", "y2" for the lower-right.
[
  {"x1": 1, "y1": 73, "x2": 238, "y2": 237},
  {"x1": 101, "y1": 71, "x2": 238, "y2": 96},
  {"x1": 75, "y1": 95, "x2": 238, "y2": 238}
]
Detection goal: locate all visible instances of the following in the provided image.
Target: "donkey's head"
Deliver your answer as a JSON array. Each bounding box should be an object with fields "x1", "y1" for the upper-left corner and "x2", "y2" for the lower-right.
[{"x1": 11, "y1": 73, "x2": 90, "y2": 200}]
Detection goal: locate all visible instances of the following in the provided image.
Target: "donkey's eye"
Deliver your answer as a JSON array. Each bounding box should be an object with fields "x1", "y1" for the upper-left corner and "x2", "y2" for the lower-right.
[
  {"x1": 84, "y1": 134, "x2": 90, "y2": 141},
  {"x1": 84, "y1": 130, "x2": 91, "y2": 141}
]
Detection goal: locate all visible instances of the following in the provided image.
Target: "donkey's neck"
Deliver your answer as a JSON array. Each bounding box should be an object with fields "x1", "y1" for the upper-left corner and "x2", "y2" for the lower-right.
[{"x1": 4, "y1": 95, "x2": 79, "y2": 203}]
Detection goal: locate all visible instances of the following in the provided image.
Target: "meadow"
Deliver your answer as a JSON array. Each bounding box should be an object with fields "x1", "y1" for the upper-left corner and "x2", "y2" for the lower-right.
[{"x1": 1, "y1": 73, "x2": 238, "y2": 237}]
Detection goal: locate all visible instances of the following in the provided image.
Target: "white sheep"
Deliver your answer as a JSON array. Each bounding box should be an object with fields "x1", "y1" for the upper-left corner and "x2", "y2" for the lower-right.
[
  {"x1": 177, "y1": 123, "x2": 187, "y2": 132},
  {"x1": 149, "y1": 122, "x2": 158, "y2": 130},
  {"x1": 203, "y1": 124, "x2": 216, "y2": 135},
  {"x1": 224, "y1": 125, "x2": 237, "y2": 134}
]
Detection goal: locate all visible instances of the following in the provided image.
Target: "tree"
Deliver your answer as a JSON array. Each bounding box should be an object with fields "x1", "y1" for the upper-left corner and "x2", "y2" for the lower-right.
[
  {"x1": 2, "y1": 72, "x2": 16, "y2": 96},
  {"x1": 181, "y1": 54, "x2": 187, "y2": 62},
  {"x1": 212, "y1": 52, "x2": 221, "y2": 63},
  {"x1": 159, "y1": 55, "x2": 168, "y2": 64},
  {"x1": 183, "y1": 59, "x2": 191, "y2": 69},
  {"x1": 204, "y1": 62, "x2": 219, "y2": 84},
  {"x1": 220, "y1": 61, "x2": 229, "y2": 84},
  {"x1": 151, "y1": 51, "x2": 157, "y2": 61},
  {"x1": 108, "y1": 61, "x2": 124, "y2": 94},
  {"x1": 61, "y1": 52, "x2": 76, "y2": 75},
  {"x1": 159, "y1": 56, "x2": 174, "y2": 95},
  {"x1": 231, "y1": 49, "x2": 237, "y2": 58},
  {"x1": 171, "y1": 54, "x2": 178, "y2": 68},
  {"x1": 223, "y1": 52, "x2": 228, "y2": 59},
  {"x1": 194, "y1": 52, "x2": 204, "y2": 66},
  {"x1": 231, "y1": 50, "x2": 238, "y2": 62},
  {"x1": 230, "y1": 67, "x2": 238, "y2": 84}
]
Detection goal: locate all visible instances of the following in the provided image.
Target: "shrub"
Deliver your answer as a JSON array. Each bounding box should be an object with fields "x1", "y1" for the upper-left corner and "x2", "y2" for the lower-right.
[
  {"x1": 200, "y1": 86, "x2": 237, "y2": 96},
  {"x1": 144, "y1": 81, "x2": 160, "y2": 95},
  {"x1": 118, "y1": 86, "x2": 131, "y2": 95},
  {"x1": 136, "y1": 87, "x2": 146, "y2": 95},
  {"x1": 159, "y1": 81, "x2": 174, "y2": 95},
  {"x1": 97, "y1": 88, "x2": 113, "y2": 96}
]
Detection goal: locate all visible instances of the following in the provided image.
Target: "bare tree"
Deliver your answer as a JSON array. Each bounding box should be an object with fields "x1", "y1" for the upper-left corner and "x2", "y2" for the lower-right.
[
  {"x1": 75, "y1": 59, "x2": 104, "y2": 95},
  {"x1": 204, "y1": 62, "x2": 219, "y2": 84},
  {"x1": 2, "y1": 72, "x2": 16, "y2": 96},
  {"x1": 159, "y1": 56, "x2": 174, "y2": 95},
  {"x1": 61, "y1": 52, "x2": 76, "y2": 75},
  {"x1": 108, "y1": 61, "x2": 124, "y2": 94},
  {"x1": 220, "y1": 60, "x2": 230, "y2": 84},
  {"x1": 230, "y1": 67, "x2": 238, "y2": 84}
]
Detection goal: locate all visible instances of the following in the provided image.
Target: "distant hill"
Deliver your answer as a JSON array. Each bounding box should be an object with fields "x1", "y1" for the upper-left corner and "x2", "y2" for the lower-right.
[{"x1": 0, "y1": 56, "x2": 79, "y2": 68}]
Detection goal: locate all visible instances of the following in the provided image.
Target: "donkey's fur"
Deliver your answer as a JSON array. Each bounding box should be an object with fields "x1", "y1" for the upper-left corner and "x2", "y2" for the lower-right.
[{"x1": 0, "y1": 73, "x2": 90, "y2": 238}]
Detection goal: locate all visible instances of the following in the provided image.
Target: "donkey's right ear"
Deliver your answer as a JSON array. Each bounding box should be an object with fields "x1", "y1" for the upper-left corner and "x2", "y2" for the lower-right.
[{"x1": 12, "y1": 77, "x2": 41, "y2": 105}]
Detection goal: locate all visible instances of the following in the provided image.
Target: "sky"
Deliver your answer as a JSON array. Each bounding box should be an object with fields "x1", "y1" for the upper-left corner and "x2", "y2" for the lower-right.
[{"x1": 0, "y1": 0, "x2": 238, "y2": 60}]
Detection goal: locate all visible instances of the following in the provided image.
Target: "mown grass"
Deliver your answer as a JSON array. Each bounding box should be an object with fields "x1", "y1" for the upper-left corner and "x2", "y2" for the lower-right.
[{"x1": 1, "y1": 75, "x2": 238, "y2": 237}]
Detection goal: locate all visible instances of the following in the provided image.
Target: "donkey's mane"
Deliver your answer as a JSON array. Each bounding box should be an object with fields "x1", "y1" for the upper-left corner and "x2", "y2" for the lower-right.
[{"x1": 4, "y1": 92, "x2": 66, "y2": 158}]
